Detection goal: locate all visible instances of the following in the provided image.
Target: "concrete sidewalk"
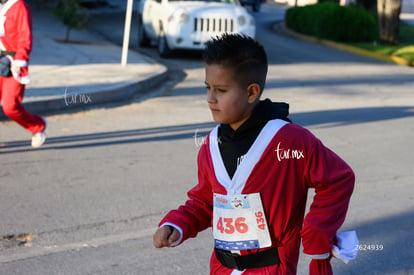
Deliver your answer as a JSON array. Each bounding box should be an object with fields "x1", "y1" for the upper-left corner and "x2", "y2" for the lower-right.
[{"x1": 0, "y1": 9, "x2": 167, "y2": 119}]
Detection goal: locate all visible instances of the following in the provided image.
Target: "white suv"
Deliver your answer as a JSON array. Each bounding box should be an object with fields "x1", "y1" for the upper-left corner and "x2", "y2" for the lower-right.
[{"x1": 137, "y1": 0, "x2": 256, "y2": 57}]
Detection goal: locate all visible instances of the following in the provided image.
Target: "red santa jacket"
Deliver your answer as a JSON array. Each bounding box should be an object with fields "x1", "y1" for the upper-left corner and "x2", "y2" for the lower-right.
[
  {"x1": 160, "y1": 119, "x2": 355, "y2": 274},
  {"x1": 0, "y1": 0, "x2": 32, "y2": 84}
]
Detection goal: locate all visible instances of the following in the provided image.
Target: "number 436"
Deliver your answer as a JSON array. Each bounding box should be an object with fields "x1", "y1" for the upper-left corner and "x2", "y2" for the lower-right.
[
  {"x1": 255, "y1": 212, "x2": 266, "y2": 230},
  {"x1": 216, "y1": 217, "x2": 248, "y2": 234},
  {"x1": 216, "y1": 212, "x2": 266, "y2": 235}
]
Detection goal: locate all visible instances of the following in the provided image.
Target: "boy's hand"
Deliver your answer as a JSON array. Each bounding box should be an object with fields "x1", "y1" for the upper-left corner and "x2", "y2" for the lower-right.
[
  {"x1": 153, "y1": 226, "x2": 180, "y2": 248},
  {"x1": 11, "y1": 64, "x2": 21, "y2": 75}
]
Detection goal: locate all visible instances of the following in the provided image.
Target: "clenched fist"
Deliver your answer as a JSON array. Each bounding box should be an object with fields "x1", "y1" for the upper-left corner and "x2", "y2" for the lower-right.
[{"x1": 153, "y1": 225, "x2": 180, "y2": 248}]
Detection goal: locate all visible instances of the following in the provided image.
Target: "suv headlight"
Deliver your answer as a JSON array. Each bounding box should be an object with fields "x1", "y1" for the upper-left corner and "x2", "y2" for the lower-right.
[
  {"x1": 237, "y1": 15, "x2": 246, "y2": 26},
  {"x1": 179, "y1": 13, "x2": 189, "y2": 24},
  {"x1": 168, "y1": 10, "x2": 189, "y2": 24}
]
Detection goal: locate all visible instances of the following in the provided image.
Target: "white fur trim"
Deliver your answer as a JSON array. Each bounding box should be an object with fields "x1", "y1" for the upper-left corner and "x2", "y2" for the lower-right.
[
  {"x1": 305, "y1": 252, "x2": 330, "y2": 260},
  {"x1": 13, "y1": 59, "x2": 28, "y2": 67},
  {"x1": 0, "y1": 0, "x2": 20, "y2": 37},
  {"x1": 0, "y1": 0, "x2": 19, "y2": 17},
  {"x1": 209, "y1": 119, "x2": 288, "y2": 195}
]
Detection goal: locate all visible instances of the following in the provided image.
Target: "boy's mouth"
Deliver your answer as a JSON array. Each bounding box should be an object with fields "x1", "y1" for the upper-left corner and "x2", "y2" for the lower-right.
[{"x1": 209, "y1": 105, "x2": 219, "y2": 112}]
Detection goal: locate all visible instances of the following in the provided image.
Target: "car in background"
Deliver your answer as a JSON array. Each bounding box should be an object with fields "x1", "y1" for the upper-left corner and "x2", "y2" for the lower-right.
[{"x1": 137, "y1": 0, "x2": 256, "y2": 57}]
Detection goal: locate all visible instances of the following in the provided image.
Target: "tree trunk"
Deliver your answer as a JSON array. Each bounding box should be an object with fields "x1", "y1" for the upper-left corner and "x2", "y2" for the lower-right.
[
  {"x1": 65, "y1": 27, "x2": 71, "y2": 43},
  {"x1": 377, "y1": 0, "x2": 402, "y2": 44}
]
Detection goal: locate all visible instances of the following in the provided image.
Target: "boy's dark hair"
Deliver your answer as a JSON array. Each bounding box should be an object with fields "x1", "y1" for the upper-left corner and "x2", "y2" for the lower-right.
[{"x1": 202, "y1": 33, "x2": 268, "y2": 94}]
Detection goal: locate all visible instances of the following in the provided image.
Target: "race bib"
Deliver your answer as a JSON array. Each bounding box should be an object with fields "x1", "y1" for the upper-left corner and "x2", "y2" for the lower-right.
[{"x1": 213, "y1": 193, "x2": 272, "y2": 250}]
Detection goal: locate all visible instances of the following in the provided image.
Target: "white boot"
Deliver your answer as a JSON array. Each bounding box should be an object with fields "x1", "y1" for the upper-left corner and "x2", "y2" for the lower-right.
[{"x1": 31, "y1": 117, "x2": 47, "y2": 148}]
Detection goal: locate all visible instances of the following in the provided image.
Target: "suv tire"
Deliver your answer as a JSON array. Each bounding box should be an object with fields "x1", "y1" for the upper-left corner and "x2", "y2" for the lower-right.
[
  {"x1": 138, "y1": 16, "x2": 151, "y2": 47},
  {"x1": 158, "y1": 31, "x2": 173, "y2": 58}
]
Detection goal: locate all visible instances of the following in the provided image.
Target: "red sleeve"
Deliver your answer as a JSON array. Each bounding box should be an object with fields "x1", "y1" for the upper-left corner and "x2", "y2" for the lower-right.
[
  {"x1": 14, "y1": 2, "x2": 32, "y2": 64},
  {"x1": 159, "y1": 143, "x2": 213, "y2": 245},
  {"x1": 309, "y1": 258, "x2": 333, "y2": 275},
  {"x1": 300, "y1": 136, "x2": 355, "y2": 274}
]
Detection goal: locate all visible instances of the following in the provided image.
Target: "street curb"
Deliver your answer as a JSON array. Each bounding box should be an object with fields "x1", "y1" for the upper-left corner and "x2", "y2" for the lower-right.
[
  {"x1": 0, "y1": 68, "x2": 169, "y2": 121},
  {"x1": 273, "y1": 22, "x2": 414, "y2": 67}
]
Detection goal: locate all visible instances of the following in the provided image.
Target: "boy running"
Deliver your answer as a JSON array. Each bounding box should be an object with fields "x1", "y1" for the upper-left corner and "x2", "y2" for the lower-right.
[{"x1": 153, "y1": 34, "x2": 356, "y2": 275}]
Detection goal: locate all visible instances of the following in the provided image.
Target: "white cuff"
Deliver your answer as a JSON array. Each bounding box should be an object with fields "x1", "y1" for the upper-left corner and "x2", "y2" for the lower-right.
[
  {"x1": 306, "y1": 252, "x2": 330, "y2": 260},
  {"x1": 13, "y1": 59, "x2": 28, "y2": 67},
  {"x1": 230, "y1": 270, "x2": 245, "y2": 275},
  {"x1": 332, "y1": 230, "x2": 359, "y2": 264},
  {"x1": 160, "y1": 222, "x2": 183, "y2": 247}
]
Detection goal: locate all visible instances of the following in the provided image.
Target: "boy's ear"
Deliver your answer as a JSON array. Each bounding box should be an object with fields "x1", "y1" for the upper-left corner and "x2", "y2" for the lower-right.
[{"x1": 247, "y1": 83, "x2": 261, "y2": 104}]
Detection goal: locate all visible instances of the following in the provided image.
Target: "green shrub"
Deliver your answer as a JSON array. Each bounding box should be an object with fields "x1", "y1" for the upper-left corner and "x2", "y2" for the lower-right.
[
  {"x1": 285, "y1": 2, "x2": 378, "y2": 42},
  {"x1": 53, "y1": 0, "x2": 89, "y2": 42}
]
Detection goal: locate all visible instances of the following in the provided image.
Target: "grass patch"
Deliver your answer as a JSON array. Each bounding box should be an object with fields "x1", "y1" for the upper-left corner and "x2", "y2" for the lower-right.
[
  {"x1": 348, "y1": 22, "x2": 414, "y2": 65},
  {"x1": 285, "y1": 2, "x2": 414, "y2": 66}
]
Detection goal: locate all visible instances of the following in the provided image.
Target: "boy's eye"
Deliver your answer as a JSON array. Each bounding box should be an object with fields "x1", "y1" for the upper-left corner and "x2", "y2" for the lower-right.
[{"x1": 204, "y1": 85, "x2": 226, "y2": 93}]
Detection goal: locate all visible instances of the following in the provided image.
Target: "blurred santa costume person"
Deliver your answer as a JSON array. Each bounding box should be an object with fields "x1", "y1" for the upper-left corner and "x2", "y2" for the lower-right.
[{"x1": 0, "y1": 0, "x2": 46, "y2": 148}]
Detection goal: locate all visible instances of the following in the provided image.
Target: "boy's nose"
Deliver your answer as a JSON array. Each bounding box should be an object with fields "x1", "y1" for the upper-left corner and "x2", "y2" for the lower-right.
[{"x1": 206, "y1": 90, "x2": 216, "y2": 103}]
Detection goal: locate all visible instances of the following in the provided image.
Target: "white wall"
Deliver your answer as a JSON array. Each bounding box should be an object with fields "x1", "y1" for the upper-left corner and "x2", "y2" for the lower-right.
[{"x1": 286, "y1": 0, "x2": 318, "y2": 7}]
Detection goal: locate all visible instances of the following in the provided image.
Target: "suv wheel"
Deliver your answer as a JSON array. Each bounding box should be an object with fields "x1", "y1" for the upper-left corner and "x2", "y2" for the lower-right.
[
  {"x1": 138, "y1": 17, "x2": 150, "y2": 47},
  {"x1": 158, "y1": 31, "x2": 173, "y2": 58}
]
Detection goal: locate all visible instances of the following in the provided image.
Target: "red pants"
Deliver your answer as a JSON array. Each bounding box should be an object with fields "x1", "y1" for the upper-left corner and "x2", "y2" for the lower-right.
[{"x1": 0, "y1": 76, "x2": 45, "y2": 134}]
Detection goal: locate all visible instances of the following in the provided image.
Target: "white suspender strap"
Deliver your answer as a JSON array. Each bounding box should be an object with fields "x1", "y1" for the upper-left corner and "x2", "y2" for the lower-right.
[{"x1": 209, "y1": 119, "x2": 288, "y2": 194}]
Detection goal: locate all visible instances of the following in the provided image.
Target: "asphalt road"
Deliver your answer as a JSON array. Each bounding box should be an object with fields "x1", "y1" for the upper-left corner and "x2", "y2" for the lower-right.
[{"x1": 1, "y1": 3, "x2": 414, "y2": 275}]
